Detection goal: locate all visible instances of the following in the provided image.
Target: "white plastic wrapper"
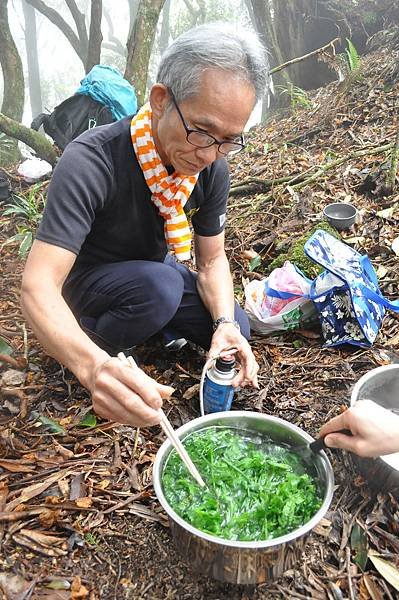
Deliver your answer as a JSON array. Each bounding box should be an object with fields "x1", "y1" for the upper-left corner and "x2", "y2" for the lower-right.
[{"x1": 17, "y1": 158, "x2": 52, "y2": 183}]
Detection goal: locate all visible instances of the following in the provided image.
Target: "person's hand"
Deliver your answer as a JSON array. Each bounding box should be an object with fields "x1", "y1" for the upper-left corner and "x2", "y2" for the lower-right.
[
  {"x1": 88, "y1": 356, "x2": 175, "y2": 427},
  {"x1": 208, "y1": 323, "x2": 259, "y2": 388},
  {"x1": 319, "y1": 400, "x2": 399, "y2": 458}
]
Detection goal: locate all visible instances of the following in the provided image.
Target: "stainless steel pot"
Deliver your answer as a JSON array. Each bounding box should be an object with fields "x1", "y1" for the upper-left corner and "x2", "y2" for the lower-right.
[
  {"x1": 153, "y1": 411, "x2": 334, "y2": 585},
  {"x1": 350, "y1": 364, "x2": 399, "y2": 492}
]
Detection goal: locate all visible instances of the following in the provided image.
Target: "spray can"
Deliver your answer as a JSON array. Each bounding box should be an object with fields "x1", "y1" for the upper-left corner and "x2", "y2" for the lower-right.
[{"x1": 202, "y1": 357, "x2": 236, "y2": 414}]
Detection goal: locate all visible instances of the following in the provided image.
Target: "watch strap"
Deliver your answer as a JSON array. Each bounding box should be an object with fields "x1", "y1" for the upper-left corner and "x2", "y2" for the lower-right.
[{"x1": 213, "y1": 316, "x2": 240, "y2": 332}]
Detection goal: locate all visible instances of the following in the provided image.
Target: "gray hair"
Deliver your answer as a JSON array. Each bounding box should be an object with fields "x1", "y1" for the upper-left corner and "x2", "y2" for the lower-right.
[{"x1": 156, "y1": 23, "x2": 269, "y2": 103}]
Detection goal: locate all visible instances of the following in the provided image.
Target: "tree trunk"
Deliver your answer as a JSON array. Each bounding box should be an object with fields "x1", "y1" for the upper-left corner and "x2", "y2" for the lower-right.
[
  {"x1": 128, "y1": 0, "x2": 139, "y2": 37},
  {"x1": 0, "y1": 112, "x2": 59, "y2": 166},
  {"x1": 22, "y1": 0, "x2": 42, "y2": 119},
  {"x1": 273, "y1": 0, "x2": 336, "y2": 90},
  {"x1": 247, "y1": 0, "x2": 287, "y2": 114},
  {"x1": 158, "y1": 0, "x2": 171, "y2": 56},
  {"x1": 0, "y1": 0, "x2": 24, "y2": 163},
  {"x1": 124, "y1": 0, "x2": 166, "y2": 107},
  {"x1": 85, "y1": 0, "x2": 103, "y2": 72}
]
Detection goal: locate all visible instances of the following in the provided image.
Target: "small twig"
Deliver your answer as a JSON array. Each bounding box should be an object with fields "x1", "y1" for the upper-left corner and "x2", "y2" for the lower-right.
[
  {"x1": 21, "y1": 322, "x2": 28, "y2": 362},
  {"x1": 102, "y1": 492, "x2": 142, "y2": 515},
  {"x1": 0, "y1": 353, "x2": 19, "y2": 367},
  {"x1": 60, "y1": 365, "x2": 72, "y2": 398},
  {"x1": 346, "y1": 546, "x2": 355, "y2": 600},
  {"x1": 132, "y1": 427, "x2": 141, "y2": 457},
  {"x1": 0, "y1": 503, "x2": 95, "y2": 522}
]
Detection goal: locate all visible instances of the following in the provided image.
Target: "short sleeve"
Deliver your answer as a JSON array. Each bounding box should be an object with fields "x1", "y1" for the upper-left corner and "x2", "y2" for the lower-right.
[
  {"x1": 36, "y1": 140, "x2": 114, "y2": 255},
  {"x1": 191, "y1": 158, "x2": 230, "y2": 237}
]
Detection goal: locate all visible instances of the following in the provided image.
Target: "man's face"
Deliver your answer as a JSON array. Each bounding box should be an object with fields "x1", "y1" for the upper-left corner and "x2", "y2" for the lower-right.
[{"x1": 152, "y1": 69, "x2": 256, "y2": 175}]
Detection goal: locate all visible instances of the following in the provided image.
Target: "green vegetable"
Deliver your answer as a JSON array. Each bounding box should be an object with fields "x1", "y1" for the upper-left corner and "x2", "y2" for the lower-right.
[{"x1": 162, "y1": 427, "x2": 322, "y2": 541}]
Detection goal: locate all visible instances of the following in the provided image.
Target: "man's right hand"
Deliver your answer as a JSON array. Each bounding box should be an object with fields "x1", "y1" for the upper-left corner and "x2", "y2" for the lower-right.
[{"x1": 89, "y1": 357, "x2": 175, "y2": 427}]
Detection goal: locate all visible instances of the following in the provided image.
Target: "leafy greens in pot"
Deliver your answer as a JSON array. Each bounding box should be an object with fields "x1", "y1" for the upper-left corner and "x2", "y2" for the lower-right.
[{"x1": 162, "y1": 427, "x2": 322, "y2": 541}]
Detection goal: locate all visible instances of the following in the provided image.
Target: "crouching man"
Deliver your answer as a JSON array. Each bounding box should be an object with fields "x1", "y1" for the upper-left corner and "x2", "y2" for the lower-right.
[{"x1": 21, "y1": 23, "x2": 269, "y2": 427}]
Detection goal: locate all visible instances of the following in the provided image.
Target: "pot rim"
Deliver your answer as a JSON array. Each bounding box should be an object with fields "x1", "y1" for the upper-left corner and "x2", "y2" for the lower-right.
[
  {"x1": 153, "y1": 411, "x2": 334, "y2": 549},
  {"x1": 323, "y1": 202, "x2": 357, "y2": 219},
  {"x1": 350, "y1": 364, "x2": 399, "y2": 471}
]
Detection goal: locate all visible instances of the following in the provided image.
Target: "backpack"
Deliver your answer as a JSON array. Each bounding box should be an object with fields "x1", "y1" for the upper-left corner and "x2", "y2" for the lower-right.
[
  {"x1": 76, "y1": 64, "x2": 137, "y2": 121},
  {"x1": 31, "y1": 94, "x2": 114, "y2": 151},
  {"x1": 31, "y1": 65, "x2": 137, "y2": 151}
]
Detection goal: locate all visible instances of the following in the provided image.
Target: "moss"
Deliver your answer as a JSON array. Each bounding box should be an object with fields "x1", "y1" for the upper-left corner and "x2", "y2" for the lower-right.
[{"x1": 267, "y1": 221, "x2": 340, "y2": 278}]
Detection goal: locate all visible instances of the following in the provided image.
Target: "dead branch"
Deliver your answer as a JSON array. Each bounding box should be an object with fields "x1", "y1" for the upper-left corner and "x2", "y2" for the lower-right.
[
  {"x1": 230, "y1": 142, "x2": 394, "y2": 198},
  {"x1": 388, "y1": 106, "x2": 399, "y2": 191},
  {"x1": 269, "y1": 37, "x2": 341, "y2": 76}
]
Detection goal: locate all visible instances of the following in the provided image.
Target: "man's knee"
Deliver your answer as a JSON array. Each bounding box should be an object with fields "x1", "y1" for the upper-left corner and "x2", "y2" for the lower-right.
[{"x1": 137, "y1": 264, "x2": 185, "y2": 318}]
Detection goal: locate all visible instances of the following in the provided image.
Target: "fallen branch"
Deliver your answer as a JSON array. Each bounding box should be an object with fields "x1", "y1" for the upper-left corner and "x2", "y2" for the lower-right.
[
  {"x1": 269, "y1": 37, "x2": 340, "y2": 76},
  {"x1": 291, "y1": 142, "x2": 394, "y2": 191},
  {"x1": 230, "y1": 174, "x2": 304, "y2": 197},
  {"x1": 0, "y1": 112, "x2": 59, "y2": 166},
  {"x1": 229, "y1": 142, "x2": 394, "y2": 199}
]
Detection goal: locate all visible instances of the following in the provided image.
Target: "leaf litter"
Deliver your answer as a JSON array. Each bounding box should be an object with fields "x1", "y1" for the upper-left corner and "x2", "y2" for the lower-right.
[{"x1": 0, "y1": 36, "x2": 399, "y2": 600}]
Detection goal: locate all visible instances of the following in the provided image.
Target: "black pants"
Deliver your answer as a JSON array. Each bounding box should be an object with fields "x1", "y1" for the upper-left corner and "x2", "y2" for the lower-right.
[{"x1": 63, "y1": 255, "x2": 250, "y2": 352}]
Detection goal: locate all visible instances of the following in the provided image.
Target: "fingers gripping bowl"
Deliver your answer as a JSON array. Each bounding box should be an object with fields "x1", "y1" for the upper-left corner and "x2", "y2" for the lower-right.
[
  {"x1": 153, "y1": 411, "x2": 334, "y2": 584},
  {"x1": 350, "y1": 364, "x2": 399, "y2": 491}
]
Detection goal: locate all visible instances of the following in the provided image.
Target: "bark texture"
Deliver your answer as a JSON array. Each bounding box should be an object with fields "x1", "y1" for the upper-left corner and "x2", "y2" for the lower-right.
[
  {"x1": 0, "y1": 0, "x2": 24, "y2": 121},
  {"x1": 0, "y1": 112, "x2": 59, "y2": 166},
  {"x1": 85, "y1": 0, "x2": 103, "y2": 73},
  {"x1": 22, "y1": 0, "x2": 43, "y2": 118},
  {"x1": 0, "y1": 0, "x2": 24, "y2": 162},
  {"x1": 125, "y1": 0, "x2": 166, "y2": 106}
]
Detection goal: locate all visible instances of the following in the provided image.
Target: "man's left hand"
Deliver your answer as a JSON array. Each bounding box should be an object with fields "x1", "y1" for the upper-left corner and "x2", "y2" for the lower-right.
[{"x1": 209, "y1": 323, "x2": 259, "y2": 388}]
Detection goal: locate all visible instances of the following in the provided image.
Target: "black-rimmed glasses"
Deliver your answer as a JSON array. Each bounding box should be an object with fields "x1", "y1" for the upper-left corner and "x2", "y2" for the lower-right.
[{"x1": 169, "y1": 90, "x2": 245, "y2": 156}]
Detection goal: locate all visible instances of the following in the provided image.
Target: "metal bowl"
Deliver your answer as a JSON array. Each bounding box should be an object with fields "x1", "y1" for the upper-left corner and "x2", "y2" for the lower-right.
[
  {"x1": 323, "y1": 202, "x2": 357, "y2": 230},
  {"x1": 350, "y1": 365, "x2": 399, "y2": 491},
  {"x1": 153, "y1": 411, "x2": 334, "y2": 585}
]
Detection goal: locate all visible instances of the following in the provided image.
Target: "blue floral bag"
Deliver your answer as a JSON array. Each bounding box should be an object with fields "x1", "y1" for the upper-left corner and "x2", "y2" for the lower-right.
[{"x1": 304, "y1": 230, "x2": 399, "y2": 347}]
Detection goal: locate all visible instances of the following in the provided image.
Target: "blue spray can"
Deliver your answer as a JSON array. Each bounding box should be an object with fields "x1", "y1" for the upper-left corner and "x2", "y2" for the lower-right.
[{"x1": 202, "y1": 357, "x2": 236, "y2": 414}]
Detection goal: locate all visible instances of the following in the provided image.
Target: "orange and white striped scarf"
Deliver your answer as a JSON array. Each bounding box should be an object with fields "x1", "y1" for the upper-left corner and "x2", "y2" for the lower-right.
[{"x1": 130, "y1": 103, "x2": 199, "y2": 261}]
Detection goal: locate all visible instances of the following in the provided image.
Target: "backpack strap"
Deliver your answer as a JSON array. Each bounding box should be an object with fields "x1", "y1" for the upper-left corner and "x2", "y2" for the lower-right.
[{"x1": 31, "y1": 113, "x2": 49, "y2": 131}]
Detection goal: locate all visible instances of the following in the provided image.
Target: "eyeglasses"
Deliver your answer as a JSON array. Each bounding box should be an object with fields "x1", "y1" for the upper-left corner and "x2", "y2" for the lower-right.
[{"x1": 169, "y1": 90, "x2": 245, "y2": 156}]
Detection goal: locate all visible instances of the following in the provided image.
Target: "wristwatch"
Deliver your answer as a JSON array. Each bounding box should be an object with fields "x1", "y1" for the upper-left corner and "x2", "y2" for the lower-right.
[{"x1": 213, "y1": 316, "x2": 240, "y2": 332}]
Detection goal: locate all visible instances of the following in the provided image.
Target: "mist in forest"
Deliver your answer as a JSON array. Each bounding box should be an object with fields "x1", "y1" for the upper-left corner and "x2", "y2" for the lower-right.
[{"x1": 5, "y1": 0, "x2": 252, "y2": 125}]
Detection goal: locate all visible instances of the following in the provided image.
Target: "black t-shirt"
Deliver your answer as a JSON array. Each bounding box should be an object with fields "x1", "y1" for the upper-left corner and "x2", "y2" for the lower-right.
[{"x1": 36, "y1": 116, "x2": 230, "y2": 283}]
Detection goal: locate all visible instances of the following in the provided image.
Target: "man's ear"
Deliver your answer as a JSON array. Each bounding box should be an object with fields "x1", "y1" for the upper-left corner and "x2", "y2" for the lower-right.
[{"x1": 149, "y1": 84, "x2": 170, "y2": 118}]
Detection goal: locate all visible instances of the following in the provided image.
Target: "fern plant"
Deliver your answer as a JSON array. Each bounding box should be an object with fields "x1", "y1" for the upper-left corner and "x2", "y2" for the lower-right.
[
  {"x1": 276, "y1": 82, "x2": 313, "y2": 111},
  {"x1": 345, "y1": 39, "x2": 360, "y2": 72},
  {"x1": 2, "y1": 184, "x2": 46, "y2": 257}
]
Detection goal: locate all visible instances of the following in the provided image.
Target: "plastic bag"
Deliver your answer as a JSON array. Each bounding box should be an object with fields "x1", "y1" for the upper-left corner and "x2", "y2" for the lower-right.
[
  {"x1": 263, "y1": 261, "x2": 310, "y2": 316},
  {"x1": 17, "y1": 158, "x2": 52, "y2": 183},
  {"x1": 244, "y1": 261, "x2": 317, "y2": 334}
]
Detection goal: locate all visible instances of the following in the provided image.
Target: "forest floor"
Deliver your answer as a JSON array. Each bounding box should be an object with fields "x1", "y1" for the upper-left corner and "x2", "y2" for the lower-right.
[{"x1": 0, "y1": 34, "x2": 399, "y2": 600}]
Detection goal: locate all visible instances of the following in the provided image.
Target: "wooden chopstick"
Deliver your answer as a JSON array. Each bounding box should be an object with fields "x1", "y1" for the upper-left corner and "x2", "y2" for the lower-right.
[{"x1": 117, "y1": 352, "x2": 206, "y2": 488}]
